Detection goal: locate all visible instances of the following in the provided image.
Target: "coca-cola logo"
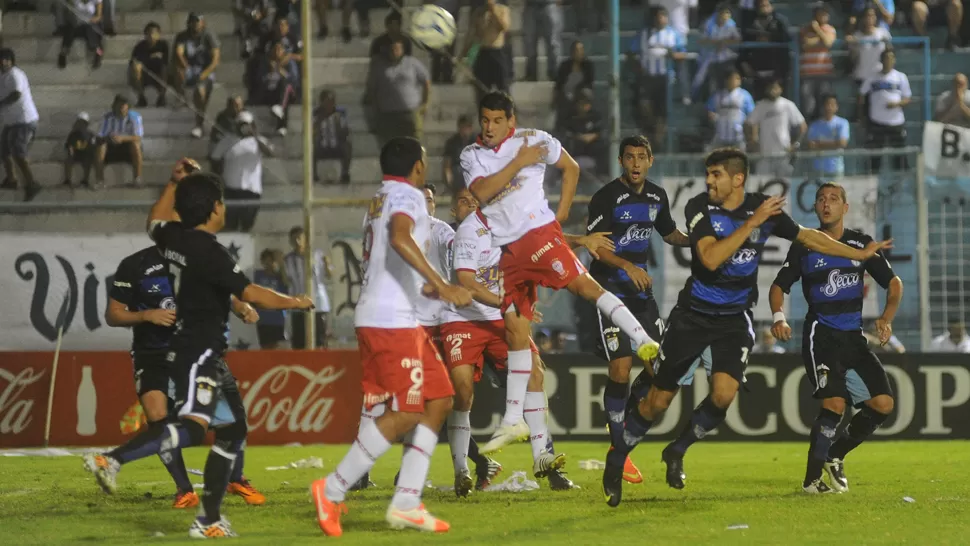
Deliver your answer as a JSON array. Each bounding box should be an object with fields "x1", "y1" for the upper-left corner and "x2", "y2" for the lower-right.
[
  {"x1": 731, "y1": 248, "x2": 759, "y2": 265},
  {"x1": 618, "y1": 224, "x2": 653, "y2": 246},
  {"x1": 0, "y1": 367, "x2": 46, "y2": 435},
  {"x1": 822, "y1": 269, "x2": 860, "y2": 297},
  {"x1": 239, "y1": 364, "x2": 346, "y2": 434}
]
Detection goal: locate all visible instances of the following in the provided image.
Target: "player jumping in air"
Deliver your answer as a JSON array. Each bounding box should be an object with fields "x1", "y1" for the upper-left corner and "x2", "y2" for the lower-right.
[
  {"x1": 586, "y1": 135, "x2": 690, "y2": 484},
  {"x1": 769, "y1": 182, "x2": 902, "y2": 493},
  {"x1": 461, "y1": 91, "x2": 662, "y2": 454},
  {"x1": 310, "y1": 137, "x2": 473, "y2": 536},
  {"x1": 85, "y1": 166, "x2": 314, "y2": 538},
  {"x1": 602, "y1": 148, "x2": 892, "y2": 507}
]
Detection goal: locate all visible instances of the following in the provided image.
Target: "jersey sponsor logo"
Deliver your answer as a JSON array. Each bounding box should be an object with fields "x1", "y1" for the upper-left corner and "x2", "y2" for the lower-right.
[
  {"x1": 367, "y1": 194, "x2": 386, "y2": 219},
  {"x1": 145, "y1": 264, "x2": 163, "y2": 275},
  {"x1": 688, "y1": 212, "x2": 704, "y2": 232},
  {"x1": 492, "y1": 176, "x2": 526, "y2": 202},
  {"x1": 846, "y1": 239, "x2": 864, "y2": 248},
  {"x1": 551, "y1": 259, "x2": 566, "y2": 278},
  {"x1": 644, "y1": 192, "x2": 660, "y2": 201},
  {"x1": 620, "y1": 210, "x2": 633, "y2": 220},
  {"x1": 815, "y1": 258, "x2": 827, "y2": 268},
  {"x1": 822, "y1": 269, "x2": 861, "y2": 297},
  {"x1": 587, "y1": 214, "x2": 604, "y2": 231},
  {"x1": 113, "y1": 281, "x2": 132, "y2": 288},
  {"x1": 731, "y1": 248, "x2": 758, "y2": 264},
  {"x1": 531, "y1": 242, "x2": 554, "y2": 263},
  {"x1": 160, "y1": 297, "x2": 176, "y2": 310},
  {"x1": 616, "y1": 193, "x2": 630, "y2": 204},
  {"x1": 618, "y1": 224, "x2": 653, "y2": 246}
]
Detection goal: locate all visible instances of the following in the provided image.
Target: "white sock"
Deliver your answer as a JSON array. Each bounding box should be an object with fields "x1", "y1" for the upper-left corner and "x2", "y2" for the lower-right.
[
  {"x1": 391, "y1": 424, "x2": 438, "y2": 511},
  {"x1": 325, "y1": 418, "x2": 391, "y2": 503},
  {"x1": 447, "y1": 411, "x2": 472, "y2": 474},
  {"x1": 357, "y1": 402, "x2": 386, "y2": 435},
  {"x1": 524, "y1": 391, "x2": 551, "y2": 461},
  {"x1": 502, "y1": 349, "x2": 532, "y2": 426},
  {"x1": 596, "y1": 292, "x2": 654, "y2": 346}
]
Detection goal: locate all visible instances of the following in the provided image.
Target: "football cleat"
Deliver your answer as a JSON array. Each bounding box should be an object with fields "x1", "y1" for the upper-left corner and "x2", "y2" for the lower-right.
[
  {"x1": 635, "y1": 340, "x2": 660, "y2": 363},
  {"x1": 661, "y1": 446, "x2": 686, "y2": 490},
  {"x1": 386, "y1": 504, "x2": 450, "y2": 533},
  {"x1": 824, "y1": 458, "x2": 849, "y2": 493},
  {"x1": 803, "y1": 479, "x2": 836, "y2": 494},
  {"x1": 188, "y1": 516, "x2": 238, "y2": 539},
  {"x1": 83, "y1": 453, "x2": 120, "y2": 494},
  {"x1": 623, "y1": 455, "x2": 644, "y2": 484},
  {"x1": 227, "y1": 478, "x2": 265, "y2": 505},
  {"x1": 311, "y1": 478, "x2": 347, "y2": 537},
  {"x1": 547, "y1": 468, "x2": 578, "y2": 491},
  {"x1": 348, "y1": 472, "x2": 375, "y2": 491},
  {"x1": 532, "y1": 449, "x2": 567, "y2": 479},
  {"x1": 475, "y1": 456, "x2": 503, "y2": 490},
  {"x1": 454, "y1": 469, "x2": 473, "y2": 498},
  {"x1": 480, "y1": 421, "x2": 530, "y2": 454},
  {"x1": 603, "y1": 462, "x2": 624, "y2": 507},
  {"x1": 173, "y1": 490, "x2": 200, "y2": 509}
]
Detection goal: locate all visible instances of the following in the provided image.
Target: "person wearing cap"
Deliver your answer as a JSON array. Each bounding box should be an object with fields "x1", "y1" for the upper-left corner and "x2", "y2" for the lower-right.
[
  {"x1": 210, "y1": 111, "x2": 275, "y2": 232},
  {"x1": 0, "y1": 48, "x2": 42, "y2": 202},
  {"x1": 174, "y1": 13, "x2": 222, "y2": 139},
  {"x1": 56, "y1": 0, "x2": 105, "y2": 70},
  {"x1": 95, "y1": 94, "x2": 144, "y2": 187},
  {"x1": 63, "y1": 112, "x2": 98, "y2": 189}
]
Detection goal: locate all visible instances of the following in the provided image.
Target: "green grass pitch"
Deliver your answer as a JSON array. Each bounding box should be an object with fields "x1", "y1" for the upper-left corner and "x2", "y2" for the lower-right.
[{"x1": 1, "y1": 441, "x2": 967, "y2": 545}]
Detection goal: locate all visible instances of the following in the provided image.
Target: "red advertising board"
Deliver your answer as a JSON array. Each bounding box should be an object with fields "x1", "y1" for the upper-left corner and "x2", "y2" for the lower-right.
[{"x1": 0, "y1": 351, "x2": 363, "y2": 448}]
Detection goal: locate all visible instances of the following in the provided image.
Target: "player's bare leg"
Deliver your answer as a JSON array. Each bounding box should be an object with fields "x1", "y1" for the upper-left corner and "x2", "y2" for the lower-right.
[
  {"x1": 525, "y1": 355, "x2": 574, "y2": 490},
  {"x1": 480, "y1": 311, "x2": 535, "y2": 453},
  {"x1": 567, "y1": 274, "x2": 660, "y2": 362},
  {"x1": 448, "y1": 365, "x2": 477, "y2": 497}
]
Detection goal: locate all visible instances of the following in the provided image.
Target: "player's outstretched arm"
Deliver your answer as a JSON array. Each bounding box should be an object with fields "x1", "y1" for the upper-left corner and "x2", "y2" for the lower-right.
[
  {"x1": 662, "y1": 230, "x2": 690, "y2": 247},
  {"x1": 554, "y1": 149, "x2": 580, "y2": 223},
  {"x1": 240, "y1": 284, "x2": 313, "y2": 311},
  {"x1": 465, "y1": 138, "x2": 547, "y2": 204},
  {"x1": 389, "y1": 214, "x2": 472, "y2": 307},
  {"x1": 105, "y1": 298, "x2": 175, "y2": 328},
  {"x1": 796, "y1": 229, "x2": 893, "y2": 262},
  {"x1": 456, "y1": 270, "x2": 502, "y2": 308},
  {"x1": 230, "y1": 295, "x2": 260, "y2": 324},
  {"x1": 563, "y1": 231, "x2": 615, "y2": 259}
]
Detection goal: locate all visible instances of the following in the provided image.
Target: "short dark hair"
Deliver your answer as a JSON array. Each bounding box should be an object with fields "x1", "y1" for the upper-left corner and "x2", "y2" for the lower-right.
[
  {"x1": 479, "y1": 91, "x2": 515, "y2": 119},
  {"x1": 880, "y1": 48, "x2": 895, "y2": 62},
  {"x1": 705, "y1": 147, "x2": 749, "y2": 183},
  {"x1": 0, "y1": 48, "x2": 15, "y2": 64},
  {"x1": 386, "y1": 10, "x2": 403, "y2": 24},
  {"x1": 380, "y1": 137, "x2": 424, "y2": 178},
  {"x1": 144, "y1": 22, "x2": 161, "y2": 34},
  {"x1": 289, "y1": 226, "x2": 304, "y2": 239},
  {"x1": 815, "y1": 182, "x2": 847, "y2": 203},
  {"x1": 113, "y1": 94, "x2": 129, "y2": 107},
  {"x1": 174, "y1": 172, "x2": 224, "y2": 229},
  {"x1": 619, "y1": 135, "x2": 653, "y2": 159},
  {"x1": 457, "y1": 114, "x2": 472, "y2": 127},
  {"x1": 820, "y1": 93, "x2": 838, "y2": 105},
  {"x1": 424, "y1": 183, "x2": 437, "y2": 197},
  {"x1": 724, "y1": 69, "x2": 740, "y2": 82},
  {"x1": 260, "y1": 248, "x2": 277, "y2": 262}
]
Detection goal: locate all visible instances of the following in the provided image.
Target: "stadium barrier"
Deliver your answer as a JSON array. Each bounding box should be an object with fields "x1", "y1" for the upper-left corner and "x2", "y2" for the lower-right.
[{"x1": 2, "y1": 351, "x2": 967, "y2": 448}]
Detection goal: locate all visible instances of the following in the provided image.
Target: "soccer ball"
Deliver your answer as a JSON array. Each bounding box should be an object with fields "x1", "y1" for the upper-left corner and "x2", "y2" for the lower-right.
[{"x1": 409, "y1": 5, "x2": 457, "y2": 50}]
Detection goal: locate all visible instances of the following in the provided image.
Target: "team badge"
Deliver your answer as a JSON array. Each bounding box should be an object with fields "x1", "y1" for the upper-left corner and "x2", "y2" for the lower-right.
[
  {"x1": 196, "y1": 384, "x2": 214, "y2": 406},
  {"x1": 160, "y1": 297, "x2": 176, "y2": 310},
  {"x1": 607, "y1": 334, "x2": 620, "y2": 352},
  {"x1": 816, "y1": 363, "x2": 830, "y2": 389},
  {"x1": 551, "y1": 259, "x2": 566, "y2": 278},
  {"x1": 851, "y1": 260, "x2": 861, "y2": 266},
  {"x1": 749, "y1": 228, "x2": 761, "y2": 243},
  {"x1": 648, "y1": 206, "x2": 658, "y2": 222}
]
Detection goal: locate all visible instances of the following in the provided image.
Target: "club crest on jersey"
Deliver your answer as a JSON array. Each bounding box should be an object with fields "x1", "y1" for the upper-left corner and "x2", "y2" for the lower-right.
[
  {"x1": 607, "y1": 333, "x2": 620, "y2": 352},
  {"x1": 749, "y1": 227, "x2": 761, "y2": 243},
  {"x1": 816, "y1": 363, "x2": 830, "y2": 389},
  {"x1": 195, "y1": 384, "x2": 213, "y2": 406},
  {"x1": 648, "y1": 206, "x2": 658, "y2": 222},
  {"x1": 160, "y1": 297, "x2": 176, "y2": 310},
  {"x1": 851, "y1": 260, "x2": 862, "y2": 267},
  {"x1": 551, "y1": 259, "x2": 566, "y2": 278}
]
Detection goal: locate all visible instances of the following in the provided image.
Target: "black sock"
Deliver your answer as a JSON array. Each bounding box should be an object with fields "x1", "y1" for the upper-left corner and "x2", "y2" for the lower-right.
[
  {"x1": 229, "y1": 449, "x2": 245, "y2": 483},
  {"x1": 606, "y1": 409, "x2": 652, "y2": 467},
  {"x1": 202, "y1": 449, "x2": 236, "y2": 523},
  {"x1": 150, "y1": 419, "x2": 193, "y2": 493},
  {"x1": 604, "y1": 379, "x2": 628, "y2": 449},
  {"x1": 108, "y1": 421, "x2": 179, "y2": 464},
  {"x1": 804, "y1": 408, "x2": 842, "y2": 486},
  {"x1": 828, "y1": 406, "x2": 890, "y2": 460},
  {"x1": 625, "y1": 369, "x2": 653, "y2": 417},
  {"x1": 467, "y1": 436, "x2": 487, "y2": 467},
  {"x1": 668, "y1": 396, "x2": 727, "y2": 457}
]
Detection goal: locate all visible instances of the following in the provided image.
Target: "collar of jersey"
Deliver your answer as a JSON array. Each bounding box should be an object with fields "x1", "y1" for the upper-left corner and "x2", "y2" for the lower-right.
[
  {"x1": 382, "y1": 176, "x2": 411, "y2": 185},
  {"x1": 476, "y1": 128, "x2": 515, "y2": 152}
]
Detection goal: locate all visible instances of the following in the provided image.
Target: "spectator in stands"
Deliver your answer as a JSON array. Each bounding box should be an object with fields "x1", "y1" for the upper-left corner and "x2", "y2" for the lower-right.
[
  {"x1": 740, "y1": 0, "x2": 791, "y2": 101},
  {"x1": 63, "y1": 112, "x2": 97, "y2": 189},
  {"x1": 254, "y1": 248, "x2": 288, "y2": 349},
  {"x1": 754, "y1": 326, "x2": 786, "y2": 353},
  {"x1": 746, "y1": 80, "x2": 805, "y2": 176},
  {"x1": 428, "y1": 0, "x2": 462, "y2": 83},
  {"x1": 934, "y1": 73, "x2": 970, "y2": 127},
  {"x1": 210, "y1": 95, "x2": 245, "y2": 159},
  {"x1": 57, "y1": 0, "x2": 104, "y2": 70},
  {"x1": 848, "y1": 7, "x2": 892, "y2": 91},
  {"x1": 129, "y1": 22, "x2": 169, "y2": 108},
  {"x1": 210, "y1": 111, "x2": 274, "y2": 232},
  {"x1": 369, "y1": 11, "x2": 412, "y2": 58},
  {"x1": 313, "y1": 90, "x2": 352, "y2": 184},
  {"x1": 647, "y1": 0, "x2": 694, "y2": 103},
  {"x1": 562, "y1": 88, "x2": 606, "y2": 182},
  {"x1": 577, "y1": 0, "x2": 607, "y2": 33},
  {"x1": 523, "y1": 0, "x2": 563, "y2": 82},
  {"x1": 95, "y1": 95, "x2": 144, "y2": 188},
  {"x1": 174, "y1": 13, "x2": 222, "y2": 139},
  {"x1": 0, "y1": 48, "x2": 41, "y2": 202},
  {"x1": 631, "y1": 6, "x2": 686, "y2": 149},
  {"x1": 706, "y1": 69, "x2": 755, "y2": 150},
  {"x1": 284, "y1": 226, "x2": 333, "y2": 349},
  {"x1": 364, "y1": 38, "x2": 431, "y2": 146},
  {"x1": 464, "y1": 0, "x2": 512, "y2": 105},
  {"x1": 860, "y1": 49, "x2": 911, "y2": 172},
  {"x1": 912, "y1": 0, "x2": 964, "y2": 49},
  {"x1": 443, "y1": 115, "x2": 476, "y2": 191},
  {"x1": 847, "y1": 0, "x2": 894, "y2": 33},
  {"x1": 554, "y1": 41, "x2": 595, "y2": 129},
  {"x1": 251, "y1": 41, "x2": 298, "y2": 136},
  {"x1": 799, "y1": 5, "x2": 837, "y2": 120},
  {"x1": 806, "y1": 94, "x2": 850, "y2": 178},
  {"x1": 693, "y1": 5, "x2": 740, "y2": 103},
  {"x1": 263, "y1": 15, "x2": 304, "y2": 68},
  {"x1": 234, "y1": 0, "x2": 274, "y2": 59},
  {"x1": 341, "y1": 0, "x2": 373, "y2": 43},
  {"x1": 928, "y1": 320, "x2": 970, "y2": 352}
]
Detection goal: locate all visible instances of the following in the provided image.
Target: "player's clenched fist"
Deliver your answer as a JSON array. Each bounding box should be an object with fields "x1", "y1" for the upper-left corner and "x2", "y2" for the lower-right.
[
  {"x1": 143, "y1": 309, "x2": 176, "y2": 327},
  {"x1": 437, "y1": 283, "x2": 474, "y2": 307},
  {"x1": 771, "y1": 319, "x2": 792, "y2": 342},
  {"x1": 293, "y1": 295, "x2": 315, "y2": 310}
]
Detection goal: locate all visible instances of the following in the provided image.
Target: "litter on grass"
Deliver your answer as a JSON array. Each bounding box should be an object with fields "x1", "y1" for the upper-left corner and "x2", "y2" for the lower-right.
[
  {"x1": 903, "y1": 496, "x2": 916, "y2": 503},
  {"x1": 187, "y1": 468, "x2": 203, "y2": 476},
  {"x1": 265, "y1": 457, "x2": 324, "y2": 471},
  {"x1": 727, "y1": 524, "x2": 749, "y2": 530},
  {"x1": 578, "y1": 460, "x2": 606, "y2": 470},
  {"x1": 483, "y1": 471, "x2": 540, "y2": 492}
]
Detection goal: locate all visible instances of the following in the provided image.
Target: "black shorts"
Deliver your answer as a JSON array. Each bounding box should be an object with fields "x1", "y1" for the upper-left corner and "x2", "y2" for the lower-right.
[
  {"x1": 103, "y1": 141, "x2": 138, "y2": 164},
  {"x1": 0, "y1": 122, "x2": 36, "y2": 159},
  {"x1": 802, "y1": 320, "x2": 892, "y2": 406},
  {"x1": 169, "y1": 348, "x2": 246, "y2": 427},
  {"x1": 595, "y1": 298, "x2": 663, "y2": 363},
  {"x1": 257, "y1": 324, "x2": 286, "y2": 348},
  {"x1": 636, "y1": 74, "x2": 669, "y2": 118},
  {"x1": 132, "y1": 351, "x2": 173, "y2": 397},
  {"x1": 653, "y1": 305, "x2": 755, "y2": 392}
]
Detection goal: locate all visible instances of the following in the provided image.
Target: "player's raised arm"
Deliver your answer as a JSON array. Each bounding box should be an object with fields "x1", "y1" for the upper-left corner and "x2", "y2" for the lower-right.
[
  {"x1": 146, "y1": 157, "x2": 201, "y2": 234},
  {"x1": 390, "y1": 213, "x2": 472, "y2": 307},
  {"x1": 691, "y1": 195, "x2": 785, "y2": 271},
  {"x1": 795, "y1": 228, "x2": 893, "y2": 262}
]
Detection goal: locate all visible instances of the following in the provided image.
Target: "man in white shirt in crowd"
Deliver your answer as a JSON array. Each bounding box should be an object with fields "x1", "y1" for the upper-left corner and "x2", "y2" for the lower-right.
[
  {"x1": 848, "y1": 8, "x2": 891, "y2": 88},
  {"x1": 929, "y1": 320, "x2": 970, "y2": 352},
  {"x1": 705, "y1": 69, "x2": 755, "y2": 150},
  {"x1": 745, "y1": 80, "x2": 806, "y2": 176},
  {"x1": 0, "y1": 48, "x2": 41, "y2": 202},
  {"x1": 284, "y1": 225, "x2": 333, "y2": 349},
  {"x1": 933, "y1": 73, "x2": 970, "y2": 128},
  {"x1": 859, "y1": 49, "x2": 911, "y2": 172},
  {"x1": 210, "y1": 111, "x2": 274, "y2": 232}
]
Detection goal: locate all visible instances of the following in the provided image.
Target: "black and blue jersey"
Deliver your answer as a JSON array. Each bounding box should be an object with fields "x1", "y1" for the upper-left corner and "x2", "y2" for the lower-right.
[
  {"x1": 680, "y1": 191, "x2": 801, "y2": 315},
  {"x1": 110, "y1": 247, "x2": 177, "y2": 353},
  {"x1": 773, "y1": 228, "x2": 896, "y2": 331},
  {"x1": 586, "y1": 177, "x2": 676, "y2": 304}
]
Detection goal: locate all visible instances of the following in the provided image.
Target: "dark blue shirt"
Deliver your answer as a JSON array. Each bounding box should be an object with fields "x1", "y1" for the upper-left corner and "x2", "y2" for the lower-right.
[
  {"x1": 109, "y1": 247, "x2": 176, "y2": 353},
  {"x1": 680, "y1": 192, "x2": 801, "y2": 315},
  {"x1": 773, "y1": 228, "x2": 896, "y2": 331},
  {"x1": 586, "y1": 177, "x2": 676, "y2": 305},
  {"x1": 253, "y1": 269, "x2": 287, "y2": 326}
]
